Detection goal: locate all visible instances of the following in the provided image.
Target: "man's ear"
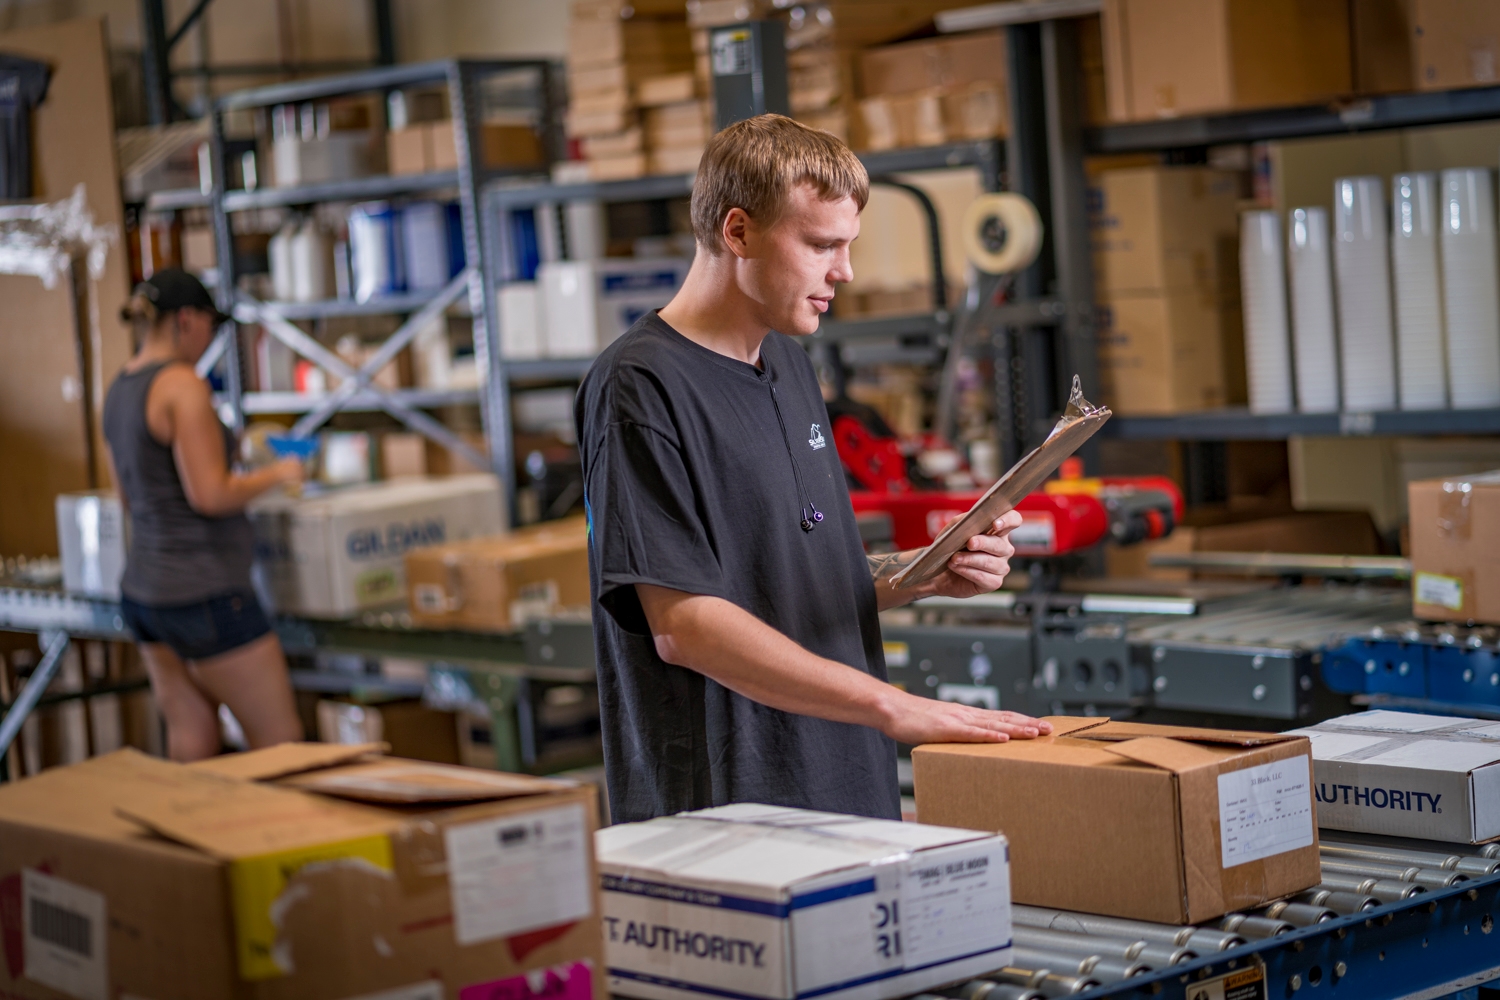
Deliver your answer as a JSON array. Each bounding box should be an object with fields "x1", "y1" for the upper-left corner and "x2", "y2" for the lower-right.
[{"x1": 722, "y1": 207, "x2": 753, "y2": 259}]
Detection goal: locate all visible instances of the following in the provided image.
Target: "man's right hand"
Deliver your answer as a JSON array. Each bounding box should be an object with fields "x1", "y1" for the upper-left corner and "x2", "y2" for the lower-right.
[{"x1": 878, "y1": 689, "x2": 1053, "y2": 745}]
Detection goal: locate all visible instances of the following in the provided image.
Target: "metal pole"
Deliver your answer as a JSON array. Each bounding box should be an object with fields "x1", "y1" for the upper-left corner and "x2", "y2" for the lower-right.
[
  {"x1": 0, "y1": 632, "x2": 70, "y2": 761},
  {"x1": 450, "y1": 61, "x2": 517, "y2": 513},
  {"x1": 140, "y1": 0, "x2": 173, "y2": 125},
  {"x1": 208, "y1": 105, "x2": 245, "y2": 433}
]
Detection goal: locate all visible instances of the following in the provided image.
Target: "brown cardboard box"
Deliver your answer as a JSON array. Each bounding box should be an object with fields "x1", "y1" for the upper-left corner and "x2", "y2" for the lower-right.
[
  {"x1": 649, "y1": 145, "x2": 705, "y2": 176},
  {"x1": 1106, "y1": 509, "x2": 1381, "y2": 579},
  {"x1": 583, "y1": 127, "x2": 645, "y2": 158},
  {"x1": 0, "y1": 745, "x2": 606, "y2": 1000},
  {"x1": 1102, "y1": 0, "x2": 1352, "y2": 122},
  {"x1": 1410, "y1": 472, "x2": 1500, "y2": 623},
  {"x1": 1096, "y1": 289, "x2": 1229, "y2": 415},
  {"x1": 568, "y1": 107, "x2": 639, "y2": 139},
  {"x1": 913, "y1": 717, "x2": 1321, "y2": 924},
  {"x1": 381, "y1": 431, "x2": 428, "y2": 479},
  {"x1": 406, "y1": 516, "x2": 590, "y2": 633},
  {"x1": 1352, "y1": 0, "x2": 1415, "y2": 94},
  {"x1": 1411, "y1": 0, "x2": 1500, "y2": 91},
  {"x1": 316, "y1": 698, "x2": 463, "y2": 764},
  {"x1": 588, "y1": 151, "x2": 649, "y2": 180},
  {"x1": 637, "y1": 71, "x2": 699, "y2": 106},
  {"x1": 387, "y1": 125, "x2": 430, "y2": 175},
  {"x1": 860, "y1": 29, "x2": 1008, "y2": 97},
  {"x1": 1088, "y1": 166, "x2": 1242, "y2": 295},
  {"x1": 568, "y1": 18, "x2": 691, "y2": 72}
]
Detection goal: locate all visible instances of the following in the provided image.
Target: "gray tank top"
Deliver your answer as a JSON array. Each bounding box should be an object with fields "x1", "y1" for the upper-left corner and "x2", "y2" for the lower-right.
[{"x1": 103, "y1": 361, "x2": 256, "y2": 605}]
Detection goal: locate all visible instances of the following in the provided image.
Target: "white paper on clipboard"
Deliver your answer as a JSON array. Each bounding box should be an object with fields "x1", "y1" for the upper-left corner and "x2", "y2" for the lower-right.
[{"x1": 891, "y1": 376, "x2": 1111, "y2": 590}]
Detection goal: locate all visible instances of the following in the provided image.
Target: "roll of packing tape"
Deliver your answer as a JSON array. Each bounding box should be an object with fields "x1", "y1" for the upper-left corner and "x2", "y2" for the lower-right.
[{"x1": 962, "y1": 193, "x2": 1043, "y2": 274}]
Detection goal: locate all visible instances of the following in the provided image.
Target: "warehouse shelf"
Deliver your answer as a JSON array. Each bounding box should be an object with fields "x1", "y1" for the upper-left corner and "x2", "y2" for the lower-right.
[
  {"x1": 252, "y1": 290, "x2": 464, "y2": 319},
  {"x1": 222, "y1": 169, "x2": 461, "y2": 211},
  {"x1": 216, "y1": 59, "x2": 502, "y2": 111},
  {"x1": 1102, "y1": 406, "x2": 1500, "y2": 440},
  {"x1": 1087, "y1": 83, "x2": 1500, "y2": 153},
  {"x1": 230, "y1": 387, "x2": 479, "y2": 415},
  {"x1": 142, "y1": 187, "x2": 211, "y2": 211},
  {"x1": 485, "y1": 140, "x2": 1005, "y2": 212}
]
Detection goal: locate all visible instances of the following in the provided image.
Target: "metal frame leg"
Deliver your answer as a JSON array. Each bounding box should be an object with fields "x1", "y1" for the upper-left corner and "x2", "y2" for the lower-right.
[{"x1": 0, "y1": 631, "x2": 71, "y2": 766}]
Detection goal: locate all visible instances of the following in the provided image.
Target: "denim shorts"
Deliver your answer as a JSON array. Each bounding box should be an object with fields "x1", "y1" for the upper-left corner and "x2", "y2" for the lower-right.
[{"x1": 120, "y1": 588, "x2": 272, "y2": 660}]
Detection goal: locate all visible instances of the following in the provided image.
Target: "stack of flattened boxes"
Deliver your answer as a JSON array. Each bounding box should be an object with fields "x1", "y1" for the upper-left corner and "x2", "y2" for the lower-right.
[
  {"x1": 858, "y1": 30, "x2": 1009, "y2": 151},
  {"x1": 684, "y1": 0, "x2": 770, "y2": 156},
  {"x1": 568, "y1": 0, "x2": 694, "y2": 181}
]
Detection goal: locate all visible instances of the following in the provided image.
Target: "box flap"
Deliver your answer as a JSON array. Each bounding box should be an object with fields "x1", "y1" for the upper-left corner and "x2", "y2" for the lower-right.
[
  {"x1": 1041, "y1": 716, "x2": 1112, "y2": 738},
  {"x1": 116, "y1": 753, "x2": 400, "y2": 860},
  {"x1": 1074, "y1": 720, "x2": 1299, "y2": 747},
  {"x1": 276, "y1": 758, "x2": 576, "y2": 803},
  {"x1": 1094, "y1": 735, "x2": 1227, "y2": 773},
  {"x1": 188, "y1": 741, "x2": 387, "y2": 781}
]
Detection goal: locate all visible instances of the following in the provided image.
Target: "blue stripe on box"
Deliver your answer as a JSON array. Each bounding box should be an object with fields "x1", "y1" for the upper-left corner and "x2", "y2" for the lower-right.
[
  {"x1": 602, "y1": 875, "x2": 789, "y2": 917},
  {"x1": 608, "y1": 943, "x2": 1013, "y2": 1000},
  {"x1": 788, "y1": 879, "x2": 877, "y2": 910}
]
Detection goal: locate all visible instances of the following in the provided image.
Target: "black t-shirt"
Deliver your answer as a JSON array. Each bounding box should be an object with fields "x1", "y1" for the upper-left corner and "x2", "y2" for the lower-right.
[
  {"x1": 0, "y1": 54, "x2": 50, "y2": 200},
  {"x1": 576, "y1": 311, "x2": 900, "y2": 824}
]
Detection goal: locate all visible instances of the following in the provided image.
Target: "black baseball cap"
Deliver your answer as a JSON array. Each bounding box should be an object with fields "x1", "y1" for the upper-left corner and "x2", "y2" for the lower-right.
[{"x1": 136, "y1": 268, "x2": 231, "y2": 326}]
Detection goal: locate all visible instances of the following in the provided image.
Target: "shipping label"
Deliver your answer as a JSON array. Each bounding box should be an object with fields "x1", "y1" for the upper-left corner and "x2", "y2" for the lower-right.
[
  {"x1": 21, "y1": 868, "x2": 107, "y2": 1000},
  {"x1": 1415, "y1": 572, "x2": 1464, "y2": 611},
  {"x1": 446, "y1": 803, "x2": 592, "y2": 946},
  {"x1": 1218, "y1": 756, "x2": 1315, "y2": 868}
]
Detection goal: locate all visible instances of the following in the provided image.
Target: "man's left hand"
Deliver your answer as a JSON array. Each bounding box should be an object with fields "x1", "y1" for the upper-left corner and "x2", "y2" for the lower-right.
[{"x1": 928, "y1": 509, "x2": 1023, "y2": 599}]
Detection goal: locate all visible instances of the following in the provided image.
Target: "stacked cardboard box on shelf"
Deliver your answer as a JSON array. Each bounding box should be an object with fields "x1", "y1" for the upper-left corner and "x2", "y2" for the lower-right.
[
  {"x1": 858, "y1": 29, "x2": 1009, "y2": 151},
  {"x1": 568, "y1": 0, "x2": 694, "y2": 180},
  {"x1": 1089, "y1": 165, "x2": 1244, "y2": 415}
]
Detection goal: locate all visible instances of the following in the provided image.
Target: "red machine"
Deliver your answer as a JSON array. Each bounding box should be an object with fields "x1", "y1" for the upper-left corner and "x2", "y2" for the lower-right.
[{"x1": 831, "y1": 399, "x2": 1183, "y2": 556}]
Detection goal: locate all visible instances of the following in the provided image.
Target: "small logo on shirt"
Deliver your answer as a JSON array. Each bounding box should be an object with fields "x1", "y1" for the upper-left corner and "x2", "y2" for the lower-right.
[{"x1": 808, "y1": 423, "x2": 826, "y2": 450}]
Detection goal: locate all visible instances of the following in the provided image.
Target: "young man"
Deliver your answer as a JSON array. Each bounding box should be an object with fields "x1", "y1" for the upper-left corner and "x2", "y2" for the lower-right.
[{"x1": 576, "y1": 114, "x2": 1051, "y2": 824}]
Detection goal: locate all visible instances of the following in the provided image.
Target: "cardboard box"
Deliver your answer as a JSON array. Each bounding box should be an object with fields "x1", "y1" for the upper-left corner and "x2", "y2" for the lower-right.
[
  {"x1": 387, "y1": 125, "x2": 430, "y2": 176},
  {"x1": 1290, "y1": 710, "x2": 1500, "y2": 843},
  {"x1": 648, "y1": 145, "x2": 704, "y2": 176},
  {"x1": 583, "y1": 127, "x2": 645, "y2": 159},
  {"x1": 588, "y1": 152, "x2": 649, "y2": 181},
  {"x1": 537, "y1": 257, "x2": 690, "y2": 356},
  {"x1": 1096, "y1": 289, "x2": 1230, "y2": 415},
  {"x1": 596, "y1": 803, "x2": 1013, "y2": 1000},
  {"x1": 570, "y1": 108, "x2": 639, "y2": 140},
  {"x1": 55, "y1": 490, "x2": 125, "y2": 599},
  {"x1": 1412, "y1": 0, "x2": 1500, "y2": 91},
  {"x1": 1088, "y1": 166, "x2": 1241, "y2": 296},
  {"x1": 0, "y1": 744, "x2": 606, "y2": 1000},
  {"x1": 1410, "y1": 471, "x2": 1500, "y2": 624},
  {"x1": 381, "y1": 431, "x2": 428, "y2": 479},
  {"x1": 913, "y1": 717, "x2": 1321, "y2": 924},
  {"x1": 406, "y1": 516, "x2": 590, "y2": 633},
  {"x1": 568, "y1": 19, "x2": 692, "y2": 72},
  {"x1": 860, "y1": 29, "x2": 1007, "y2": 97},
  {"x1": 1352, "y1": 0, "x2": 1415, "y2": 94},
  {"x1": 317, "y1": 698, "x2": 462, "y2": 763},
  {"x1": 1102, "y1": 0, "x2": 1352, "y2": 122},
  {"x1": 636, "y1": 71, "x2": 698, "y2": 106},
  {"x1": 249, "y1": 474, "x2": 506, "y2": 618}
]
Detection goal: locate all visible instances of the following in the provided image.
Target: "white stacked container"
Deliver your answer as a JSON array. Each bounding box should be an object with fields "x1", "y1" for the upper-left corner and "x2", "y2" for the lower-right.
[
  {"x1": 1332, "y1": 176, "x2": 1397, "y2": 412},
  {"x1": 1239, "y1": 211, "x2": 1295, "y2": 413},
  {"x1": 1390, "y1": 173, "x2": 1448, "y2": 410},
  {"x1": 1286, "y1": 207, "x2": 1340, "y2": 413},
  {"x1": 1439, "y1": 168, "x2": 1500, "y2": 409}
]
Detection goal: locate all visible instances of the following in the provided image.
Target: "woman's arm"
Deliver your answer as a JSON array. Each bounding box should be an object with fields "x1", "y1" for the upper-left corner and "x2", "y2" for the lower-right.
[{"x1": 161, "y1": 368, "x2": 302, "y2": 516}]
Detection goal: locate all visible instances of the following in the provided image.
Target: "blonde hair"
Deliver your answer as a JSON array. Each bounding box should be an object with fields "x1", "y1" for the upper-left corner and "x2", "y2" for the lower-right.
[
  {"x1": 120, "y1": 291, "x2": 162, "y2": 347},
  {"x1": 691, "y1": 113, "x2": 869, "y2": 255}
]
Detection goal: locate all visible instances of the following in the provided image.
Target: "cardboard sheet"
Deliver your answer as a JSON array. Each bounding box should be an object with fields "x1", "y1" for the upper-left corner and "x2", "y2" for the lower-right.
[{"x1": 893, "y1": 376, "x2": 1110, "y2": 589}]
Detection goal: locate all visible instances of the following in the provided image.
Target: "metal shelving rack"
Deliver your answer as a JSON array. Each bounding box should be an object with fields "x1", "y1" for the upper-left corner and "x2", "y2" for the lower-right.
[{"x1": 205, "y1": 59, "x2": 560, "y2": 498}]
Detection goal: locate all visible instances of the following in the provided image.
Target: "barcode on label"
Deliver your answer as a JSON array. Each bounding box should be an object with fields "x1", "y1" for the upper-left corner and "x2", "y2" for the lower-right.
[{"x1": 30, "y1": 898, "x2": 92, "y2": 957}]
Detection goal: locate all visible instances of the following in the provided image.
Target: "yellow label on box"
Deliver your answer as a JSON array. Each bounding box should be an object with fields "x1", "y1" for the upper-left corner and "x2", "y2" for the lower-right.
[
  {"x1": 229, "y1": 835, "x2": 394, "y2": 980},
  {"x1": 1414, "y1": 571, "x2": 1464, "y2": 612}
]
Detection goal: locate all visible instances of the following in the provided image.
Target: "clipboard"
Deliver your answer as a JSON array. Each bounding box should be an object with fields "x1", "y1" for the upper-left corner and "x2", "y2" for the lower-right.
[{"x1": 891, "y1": 375, "x2": 1111, "y2": 590}]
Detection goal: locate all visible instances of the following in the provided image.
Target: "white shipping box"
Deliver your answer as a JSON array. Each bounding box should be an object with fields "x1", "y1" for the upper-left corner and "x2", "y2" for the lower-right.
[
  {"x1": 1291, "y1": 711, "x2": 1500, "y2": 843},
  {"x1": 539, "y1": 258, "x2": 691, "y2": 358},
  {"x1": 55, "y1": 491, "x2": 126, "y2": 600},
  {"x1": 249, "y1": 474, "x2": 505, "y2": 618},
  {"x1": 597, "y1": 803, "x2": 1012, "y2": 1000}
]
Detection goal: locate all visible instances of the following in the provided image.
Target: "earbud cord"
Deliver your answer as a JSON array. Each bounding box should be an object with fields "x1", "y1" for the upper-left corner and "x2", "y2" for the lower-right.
[{"x1": 766, "y1": 371, "x2": 823, "y2": 532}]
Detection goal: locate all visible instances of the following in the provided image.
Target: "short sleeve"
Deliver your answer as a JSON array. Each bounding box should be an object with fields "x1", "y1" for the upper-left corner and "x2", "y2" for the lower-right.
[{"x1": 586, "y1": 419, "x2": 726, "y2": 636}]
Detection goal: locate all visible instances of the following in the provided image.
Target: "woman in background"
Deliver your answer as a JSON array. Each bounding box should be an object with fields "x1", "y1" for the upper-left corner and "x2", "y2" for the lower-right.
[{"x1": 103, "y1": 269, "x2": 304, "y2": 760}]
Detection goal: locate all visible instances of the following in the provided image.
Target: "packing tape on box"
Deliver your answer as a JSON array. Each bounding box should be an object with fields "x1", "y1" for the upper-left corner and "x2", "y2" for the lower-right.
[{"x1": 961, "y1": 192, "x2": 1043, "y2": 275}]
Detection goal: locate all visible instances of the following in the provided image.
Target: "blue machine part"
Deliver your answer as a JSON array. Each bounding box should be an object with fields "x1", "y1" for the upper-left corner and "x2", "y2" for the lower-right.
[
  {"x1": 1429, "y1": 644, "x2": 1500, "y2": 705},
  {"x1": 1321, "y1": 636, "x2": 1428, "y2": 697}
]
